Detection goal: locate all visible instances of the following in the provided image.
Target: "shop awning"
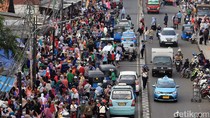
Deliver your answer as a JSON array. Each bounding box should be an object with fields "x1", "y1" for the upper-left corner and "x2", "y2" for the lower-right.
[{"x1": 0, "y1": 76, "x2": 16, "y2": 92}]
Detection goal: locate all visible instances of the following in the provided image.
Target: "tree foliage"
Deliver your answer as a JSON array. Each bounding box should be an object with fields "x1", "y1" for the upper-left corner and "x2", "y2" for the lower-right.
[{"x1": 0, "y1": 16, "x2": 19, "y2": 58}]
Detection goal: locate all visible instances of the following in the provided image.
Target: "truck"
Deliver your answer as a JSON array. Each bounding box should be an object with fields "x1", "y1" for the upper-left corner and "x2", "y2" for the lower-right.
[
  {"x1": 151, "y1": 48, "x2": 173, "y2": 77},
  {"x1": 196, "y1": 4, "x2": 210, "y2": 19},
  {"x1": 146, "y1": 0, "x2": 160, "y2": 14}
]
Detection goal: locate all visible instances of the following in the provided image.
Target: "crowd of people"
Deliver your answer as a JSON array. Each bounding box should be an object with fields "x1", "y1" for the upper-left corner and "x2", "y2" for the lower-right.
[{"x1": 0, "y1": 0, "x2": 132, "y2": 118}]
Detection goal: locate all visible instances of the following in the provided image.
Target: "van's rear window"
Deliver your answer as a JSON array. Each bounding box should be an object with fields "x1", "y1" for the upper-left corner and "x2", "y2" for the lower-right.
[{"x1": 112, "y1": 90, "x2": 132, "y2": 100}]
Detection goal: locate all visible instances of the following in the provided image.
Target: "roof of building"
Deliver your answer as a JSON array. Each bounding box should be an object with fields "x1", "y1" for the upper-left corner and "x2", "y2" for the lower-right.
[{"x1": 14, "y1": 0, "x2": 40, "y2": 5}]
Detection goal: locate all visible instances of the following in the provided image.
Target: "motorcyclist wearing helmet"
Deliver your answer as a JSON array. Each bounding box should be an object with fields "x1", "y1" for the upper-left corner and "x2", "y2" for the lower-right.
[
  {"x1": 198, "y1": 50, "x2": 205, "y2": 65},
  {"x1": 181, "y1": 58, "x2": 190, "y2": 78},
  {"x1": 128, "y1": 44, "x2": 136, "y2": 60},
  {"x1": 174, "y1": 49, "x2": 183, "y2": 64},
  {"x1": 126, "y1": 15, "x2": 131, "y2": 20},
  {"x1": 191, "y1": 55, "x2": 199, "y2": 68}
]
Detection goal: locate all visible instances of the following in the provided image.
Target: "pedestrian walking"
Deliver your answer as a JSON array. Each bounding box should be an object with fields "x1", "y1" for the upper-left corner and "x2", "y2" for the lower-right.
[
  {"x1": 115, "y1": 51, "x2": 121, "y2": 66},
  {"x1": 164, "y1": 13, "x2": 168, "y2": 27},
  {"x1": 199, "y1": 29, "x2": 204, "y2": 44},
  {"x1": 161, "y1": 0, "x2": 165, "y2": 7},
  {"x1": 142, "y1": 65, "x2": 149, "y2": 89},
  {"x1": 172, "y1": 14, "x2": 179, "y2": 29},
  {"x1": 121, "y1": 7, "x2": 126, "y2": 19},
  {"x1": 140, "y1": 40, "x2": 146, "y2": 59},
  {"x1": 151, "y1": 17, "x2": 157, "y2": 30},
  {"x1": 203, "y1": 28, "x2": 209, "y2": 45},
  {"x1": 176, "y1": 11, "x2": 182, "y2": 24},
  {"x1": 148, "y1": 28, "x2": 155, "y2": 43}
]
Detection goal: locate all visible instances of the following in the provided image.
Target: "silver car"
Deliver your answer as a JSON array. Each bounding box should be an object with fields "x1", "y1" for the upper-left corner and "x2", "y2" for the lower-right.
[{"x1": 158, "y1": 28, "x2": 179, "y2": 47}]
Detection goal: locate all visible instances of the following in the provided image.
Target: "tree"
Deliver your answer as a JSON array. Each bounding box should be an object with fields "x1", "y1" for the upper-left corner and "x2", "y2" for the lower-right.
[{"x1": 0, "y1": 16, "x2": 19, "y2": 58}]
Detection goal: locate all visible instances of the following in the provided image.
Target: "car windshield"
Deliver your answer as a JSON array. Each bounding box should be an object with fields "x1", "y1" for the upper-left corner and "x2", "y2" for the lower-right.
[
  {"x1": 112, "y1": 90, "x2": 132, "y2": 100},
  {"x1": 123, "y1": 32, "x2": 135, "y2": 37},
  {"x1": 148, "y1": 0, "x2": 159, "y2": 4},
  {"x1": 184, "y1": 26, "x2": 193, "y2": 31},
  {"x1": 114, "y1": 28, "x2": 124, "y2": 33},
  {"x1": 153, "y1": 56, "x2": 171, "y2": 65},
  {"x1": 161, "y1": 30, "x2": 176, "y2": 35},
  {"x1": 157, "y1": 80, "x2": 176, "y2": 88},
  {"x1": 197, "y1": 7, "x2": 210, "y2": 16},
  {"x1": 119, "y1": 22, "x2": 129, "y2": 25},
  {"x1": 120, "y1": 75, "x2": 136, "y2": 80},
  {"x1": 122, "y1": 42, "x2": 134, "y2": 48}
]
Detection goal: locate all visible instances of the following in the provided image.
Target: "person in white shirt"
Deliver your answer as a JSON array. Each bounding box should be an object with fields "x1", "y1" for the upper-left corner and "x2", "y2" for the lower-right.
[
  {"x1": 70, "y1": 101, "x2": 78, "y2": 117},
  {"x1": 115, "y1": 51, "x2": 121, "y2": 66}
]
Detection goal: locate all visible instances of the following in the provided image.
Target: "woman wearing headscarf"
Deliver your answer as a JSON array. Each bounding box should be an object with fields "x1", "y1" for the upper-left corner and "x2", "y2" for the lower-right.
[{"x1": 151, "y1": 17, "x2": 157, "y2": 30}]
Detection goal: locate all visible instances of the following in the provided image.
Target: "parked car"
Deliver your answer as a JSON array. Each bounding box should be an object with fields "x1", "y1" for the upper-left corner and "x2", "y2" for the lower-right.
[
  {"x1": 158, "y1": 27, "x2": 179, "y2": 47},
  {"x1": 152, "y1": 75, "x2": 179, "y2": 102},
  {"x1": 109, "y1": 83, "x2": 135, "y2": 117},
  {"x1": 117, "y1": 71, "x2": 140, "y2": 95}
]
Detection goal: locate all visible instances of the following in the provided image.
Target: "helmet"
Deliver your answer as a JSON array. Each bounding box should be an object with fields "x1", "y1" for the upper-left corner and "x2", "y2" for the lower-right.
[
  {"x1": 185, "y1": 58, "x2": 189, "y2": 61},
  {"x1": 178, "y1": 49, "x2": 181, "y2": 52},
  {"x1": 81, "y1": 100, "x2": 86, "y2": 104},
  {"x1": 206, "y1": 68, "x2": 210, "y2": 74}
]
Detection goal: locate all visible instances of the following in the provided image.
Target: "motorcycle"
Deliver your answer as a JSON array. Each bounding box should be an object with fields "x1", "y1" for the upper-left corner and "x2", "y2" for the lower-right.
[
  {"x1": 189, "y1": 33, "x2": 197, "y2": 44},
  {"x1": 200, "y1": 85, "x2": 210, "y2": 101},
  {"x1": 129, "y1": 52, "x2": 136, "y2": 62},
  {"x1": 175, "y1": 60, "x2": 182, "y2": 72},
  {"x1": 190, "y1": 68, "x2": 199, "y2": 81},
  {"x1": 181, "y1": 68, "x2": 191, "y2": 79},
  {"x1": 156, "y1": 29, "x2": 161, "y2": 39}
]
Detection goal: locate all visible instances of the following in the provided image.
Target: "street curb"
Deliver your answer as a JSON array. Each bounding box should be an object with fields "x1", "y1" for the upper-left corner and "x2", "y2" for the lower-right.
[{"x1": 139, "y1": 0, "x2": 151, "y2": 117}]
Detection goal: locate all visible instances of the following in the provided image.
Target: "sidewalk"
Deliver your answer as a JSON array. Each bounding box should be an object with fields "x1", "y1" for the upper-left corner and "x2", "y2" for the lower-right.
[{"x1": 197, "y1": 43, "x2": 210, "y2": 59}]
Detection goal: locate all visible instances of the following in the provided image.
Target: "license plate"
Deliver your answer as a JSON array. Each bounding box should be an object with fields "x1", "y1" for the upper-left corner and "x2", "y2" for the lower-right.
[
  {"x1": 160, "y1": 70, "x2": 165, "y2": 73},
  {"x1": 118, "y1": 102, "x2": 126, "y2": 106},
  {"x1": 162, "y1": 96, "x2": 169, "y2": 99}
]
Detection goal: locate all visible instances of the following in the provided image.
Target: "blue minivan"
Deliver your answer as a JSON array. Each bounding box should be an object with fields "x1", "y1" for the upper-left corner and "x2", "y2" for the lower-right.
[{"x1": 109, "y1": 83, "x2": 135, "y2": 117}]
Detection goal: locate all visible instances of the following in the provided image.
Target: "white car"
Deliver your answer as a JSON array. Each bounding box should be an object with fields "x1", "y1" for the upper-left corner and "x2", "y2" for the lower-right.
[
  {"x1": 117, "y1": 71, "x2": 140, "y2": 95},
  {"x1": 158, "y1": 28, "x2": 179, "y2": 47}
]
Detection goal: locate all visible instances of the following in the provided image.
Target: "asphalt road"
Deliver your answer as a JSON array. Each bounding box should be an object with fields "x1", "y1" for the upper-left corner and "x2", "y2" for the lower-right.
[
  {"x1": 113, "y1": 0, "x2": 142, "y2": 118},
  {"x1": 142, "y1": 3, "x2": 210, "y2": 118}
]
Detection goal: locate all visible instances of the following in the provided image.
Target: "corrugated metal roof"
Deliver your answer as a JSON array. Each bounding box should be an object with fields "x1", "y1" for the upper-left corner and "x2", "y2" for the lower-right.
[{"x1": 14, "y1": 0, "x2": 40, "y2": 5}]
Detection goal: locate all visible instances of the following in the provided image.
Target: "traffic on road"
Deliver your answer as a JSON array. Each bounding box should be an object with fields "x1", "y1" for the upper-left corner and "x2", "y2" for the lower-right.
[{"x1": 1, "y1": 0, "x2": 210, "y2": 118}]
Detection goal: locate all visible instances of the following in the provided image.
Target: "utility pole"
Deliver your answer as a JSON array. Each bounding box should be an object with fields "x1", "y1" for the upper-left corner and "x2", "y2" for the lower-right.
[
  {"x1": 60, "y1": 0, "x2": 64, "y2": 34},
  {"x1": 32, "y1": 16, "x2": 37, "y2": 89},
  {"x1": 25, "y1": 0, "x2": 35, "y2": 88},
  {"x1": 52, "y1": 29, "x2": 55, "y2": 61},
  {"x1": 18, "y1": 72, "x2": 22, "y2": 116}
]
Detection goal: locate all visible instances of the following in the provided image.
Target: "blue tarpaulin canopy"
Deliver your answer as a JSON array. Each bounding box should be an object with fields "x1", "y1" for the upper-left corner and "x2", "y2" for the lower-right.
[{"x1": 0, "y1": 76, "x2": 16, "y2": 92}]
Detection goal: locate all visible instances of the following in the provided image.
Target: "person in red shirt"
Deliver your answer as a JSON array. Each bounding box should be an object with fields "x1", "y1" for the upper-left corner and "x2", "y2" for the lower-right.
[{"x1": 79, "y1": 64, "x2": 85, "y2": 75}]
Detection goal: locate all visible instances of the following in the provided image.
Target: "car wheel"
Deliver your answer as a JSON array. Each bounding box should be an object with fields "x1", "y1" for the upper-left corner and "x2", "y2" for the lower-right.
[
  {"x1": 130, "y1": 115, "x2": 135, "y2": 118},
  {"x1": 157, "y1": 11, "x2": 159, "y2": 14},
  {"x1": 152, "y1": 71, "x2": 155, "y2": 77},
  {"x1": 174, "y1": 99, "x2": 178, "y2": 102},
  {"x1": 174, "y1": 42, "x2": 178, "y2": 47},
  {"x1": 159, "y1": 42, "x2": 163, "y2": 47},
  {"x1": 147, "y1": 11, "x2": 150, "y2": 14},
  {"x1": 154, "y1": 99, "x2": 157, "y2": 102}
]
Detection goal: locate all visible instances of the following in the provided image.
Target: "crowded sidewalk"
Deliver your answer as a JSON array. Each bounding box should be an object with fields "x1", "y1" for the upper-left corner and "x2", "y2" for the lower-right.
[{"x1": 0, "y1": 0, "x2": 126, "y2": 118}]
